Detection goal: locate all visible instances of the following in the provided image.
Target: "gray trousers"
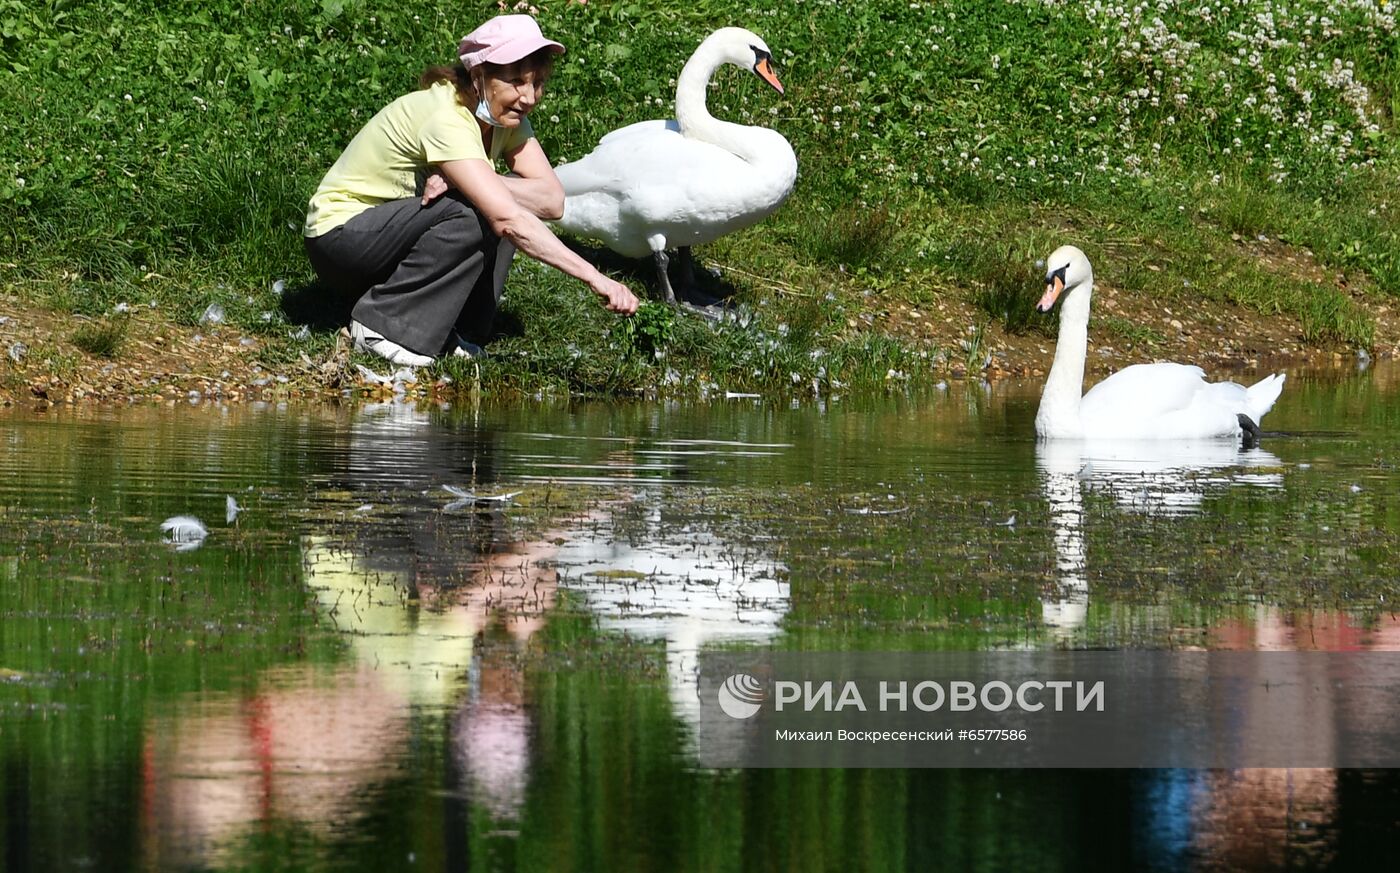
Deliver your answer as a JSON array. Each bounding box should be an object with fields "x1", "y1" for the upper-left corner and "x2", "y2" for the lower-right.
[{"x1": 304, "y1": 195, "x2": 514, "y2": 356}]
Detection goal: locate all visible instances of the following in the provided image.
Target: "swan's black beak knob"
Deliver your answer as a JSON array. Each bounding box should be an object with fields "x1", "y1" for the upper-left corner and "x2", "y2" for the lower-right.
[
  {"x1": 752, "y1": 49, "x2": 784, "y2": 94},
  {"x1": 1037, "y1": 266, "x2": 1068, "y2": 313}
]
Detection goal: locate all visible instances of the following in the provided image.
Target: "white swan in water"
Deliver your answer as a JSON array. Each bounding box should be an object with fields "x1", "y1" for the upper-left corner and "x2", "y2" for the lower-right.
[
  {"x1": 1035, "y1": 245, "x2": 1285, "y2": 441},
  {"x1": 553, "y1": 27, "x2": 798, "y2": 305}
]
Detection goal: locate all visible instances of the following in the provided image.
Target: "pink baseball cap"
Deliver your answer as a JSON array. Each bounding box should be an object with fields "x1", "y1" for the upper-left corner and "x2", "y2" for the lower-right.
[{"x1": 458, "y1": 15, "x2": 565, "y2": 69}]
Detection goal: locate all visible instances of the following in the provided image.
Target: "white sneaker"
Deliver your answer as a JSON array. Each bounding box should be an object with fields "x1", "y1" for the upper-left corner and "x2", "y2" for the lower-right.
[{"x1": 350, "y1": 320, "x2": 434, "y2": 367}]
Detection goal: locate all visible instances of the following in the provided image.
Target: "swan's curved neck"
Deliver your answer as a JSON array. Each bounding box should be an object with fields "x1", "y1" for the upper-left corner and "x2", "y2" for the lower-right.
[
  {"x1": 1037, "y1": 279, "x2": 1093, "y2": 435},
  {"x1": 674, "y1": 42, "x2": 765, "y2": 161}
]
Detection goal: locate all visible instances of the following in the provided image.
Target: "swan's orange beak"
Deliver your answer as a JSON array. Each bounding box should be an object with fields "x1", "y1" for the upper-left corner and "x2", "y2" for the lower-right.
[
  {"x1": 755, "y1": 56, "x2": 785, "y2": 94},
  {"x1": 1037, "y1": 271, "x2": 1066, "y2": 313}
]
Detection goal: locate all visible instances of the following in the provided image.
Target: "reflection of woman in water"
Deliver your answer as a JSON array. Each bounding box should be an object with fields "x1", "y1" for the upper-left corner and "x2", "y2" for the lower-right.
[{"x1": 140, "y1": 527, "x2": 564, "y2": 863}]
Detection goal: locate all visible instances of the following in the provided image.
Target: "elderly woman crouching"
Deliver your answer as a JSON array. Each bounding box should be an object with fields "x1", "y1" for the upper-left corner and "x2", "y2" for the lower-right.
[{"x1": 303, "y1": 14, "x2": 637, "y2": 367}]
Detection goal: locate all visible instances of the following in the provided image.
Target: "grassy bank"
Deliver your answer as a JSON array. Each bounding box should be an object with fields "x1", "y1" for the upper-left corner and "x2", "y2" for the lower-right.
[{"x1": 2, "y1": 0, "x2": 1398, "y2": 401}]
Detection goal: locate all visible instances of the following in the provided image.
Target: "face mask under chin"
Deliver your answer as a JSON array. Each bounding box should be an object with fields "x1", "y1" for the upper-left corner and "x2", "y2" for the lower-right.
[{"x1": 473, "y1": 75, "x2": 507, "y2": 128}]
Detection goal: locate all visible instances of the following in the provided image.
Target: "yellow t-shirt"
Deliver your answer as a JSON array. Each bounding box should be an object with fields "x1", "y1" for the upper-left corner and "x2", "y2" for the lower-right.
[{"x1": 304, "y1": 80, "x2": 534, "y2": 237}]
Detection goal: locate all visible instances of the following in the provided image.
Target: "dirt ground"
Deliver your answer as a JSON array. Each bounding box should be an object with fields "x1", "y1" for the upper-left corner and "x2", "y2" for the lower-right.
[
  {"x1": 878, "y1": 239, "x2": 1397, "y2": 380},
  {"x1": 0, "y1": 299, "x2": 349, "y2": 407},
  {"x1": 1, "y1": 241, "x2": 1394, "y2": 408}
]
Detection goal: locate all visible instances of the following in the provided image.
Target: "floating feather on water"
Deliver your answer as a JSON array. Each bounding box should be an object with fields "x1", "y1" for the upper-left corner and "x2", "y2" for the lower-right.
[
  {"x1": 442, "y1": 484, "x2": 523, "y2": 510},
  {"x1": 160, "y1": 515, "x2": 208, "y2": 551}
]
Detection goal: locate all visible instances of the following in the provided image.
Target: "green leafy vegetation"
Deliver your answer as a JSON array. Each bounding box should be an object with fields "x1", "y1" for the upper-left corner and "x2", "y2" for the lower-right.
[{"x1": 2, "y1": 0, "x2": 1396, "y2": 396}]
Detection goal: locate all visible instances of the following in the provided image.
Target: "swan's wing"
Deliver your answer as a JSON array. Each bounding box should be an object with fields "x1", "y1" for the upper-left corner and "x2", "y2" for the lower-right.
[
  {"x1": 555, "y1": 125, "x2": 681, "y2": 197},
  {"x1": 1080, "y1": 363, "x2": 1254, "y2": 438},
  {"x1": 554, "y1": 119, "x2": 796, "y2": 255},
  {"x1": 1197, "y1": 378, "x2": 1249, "y2": 409},
  {"x1": 1079, "y1": 363, "x2": 1209, "y2": 424},
  {"x1": 597, "y1": 118, "x2": 678, "y2": 147},
  {"x1": 558, "y1": 131, "x2": 761, "y2": 215}
]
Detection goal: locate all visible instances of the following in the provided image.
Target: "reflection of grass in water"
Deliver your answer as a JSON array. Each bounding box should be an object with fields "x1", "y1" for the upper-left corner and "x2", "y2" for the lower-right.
[{"x1": 0, "y1": 503, "x2": 342, "y2": 866}]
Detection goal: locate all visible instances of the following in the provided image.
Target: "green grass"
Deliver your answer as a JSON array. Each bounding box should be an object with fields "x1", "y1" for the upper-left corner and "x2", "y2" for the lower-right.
[
  {"x1": 945, "y1": 239, "x2": 1055, "y2": 336},
  {"x1": 69, "y1": 317, "x2": 128, "y2": 358},
  {"x1": 1097, "y1": 316, "x2": 1167, "y2": 350},
  {"x1": 2, "y1": 0, "x2": 1397, "y2": 397},
  {"x1": 791, "y1": 201, "x2": 900, "y2": 269}
]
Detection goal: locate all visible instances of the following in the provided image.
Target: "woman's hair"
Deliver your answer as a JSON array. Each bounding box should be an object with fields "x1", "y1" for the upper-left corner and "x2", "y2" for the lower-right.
[
  {"x1": 420, "y1": 48, "x2": 557, "y2": 105},
  {"x1": 419, "y1": 63, "x2": 474, "y2": 101}
]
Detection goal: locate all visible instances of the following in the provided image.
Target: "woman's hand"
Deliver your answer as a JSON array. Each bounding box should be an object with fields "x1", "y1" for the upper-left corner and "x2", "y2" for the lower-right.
[
  {"x1": 590, "y1": 275, "x2": 639, "y2": 315},
  {"x1": 421, "y1": 171, "x2": 449, "y2": 206}
]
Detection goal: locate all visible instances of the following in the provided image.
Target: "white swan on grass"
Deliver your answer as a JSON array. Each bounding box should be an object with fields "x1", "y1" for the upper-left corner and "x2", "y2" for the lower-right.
[
  {"x1": 553, "y1": 27, "x2": 798, "y2": 306},
  {"x1": 1035, "y1": 245, "x2": 1285, "y2": 442}
]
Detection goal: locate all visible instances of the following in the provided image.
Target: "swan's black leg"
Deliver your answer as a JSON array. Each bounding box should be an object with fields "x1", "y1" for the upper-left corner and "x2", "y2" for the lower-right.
[
  {"x1": 1237, "y1": 413, "x2": 1262, "y2": 449},
  {"x1": 676, "y1": 246, "x2": 697, "y2": 294},
  {"x1": 653, "y1": 249, "x2": 677, "y2": 305},
  {"x1": 672, "y1": 246, "x2": 727, "y2": 316}
]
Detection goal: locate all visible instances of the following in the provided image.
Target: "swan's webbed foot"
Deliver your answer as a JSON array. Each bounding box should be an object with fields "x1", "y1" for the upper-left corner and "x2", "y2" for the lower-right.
[{"x1": 1237, "y1": 413, "x2": 1262, "y2": 449}]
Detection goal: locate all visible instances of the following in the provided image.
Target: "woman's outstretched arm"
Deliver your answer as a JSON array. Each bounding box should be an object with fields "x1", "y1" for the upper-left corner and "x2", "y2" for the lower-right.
[{"x1": 439, "y1": 157, "x2": 638, "y2": 314}]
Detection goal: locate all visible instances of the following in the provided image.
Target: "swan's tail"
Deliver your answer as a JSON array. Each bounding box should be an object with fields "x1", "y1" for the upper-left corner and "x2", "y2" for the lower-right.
[{"x1": 1244, "y1": 373, "x2": 1286, "y2": 424}]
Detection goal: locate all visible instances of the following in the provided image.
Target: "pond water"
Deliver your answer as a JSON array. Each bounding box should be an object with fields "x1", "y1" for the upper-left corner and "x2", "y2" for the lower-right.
[{"x1": 2, "y1": 363, "x2": 1399, "y2": 871}]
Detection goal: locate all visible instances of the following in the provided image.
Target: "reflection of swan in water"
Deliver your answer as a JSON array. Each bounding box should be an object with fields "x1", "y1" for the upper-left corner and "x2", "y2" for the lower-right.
[
  {"x1": 338, "y1": 402, "x2": 791, "y2": 725},
  {"x1": 1036, "y1": 440, "x2": 1284, "y2": 637},
  {"x1": 552, "y1": 499, "x2": 788, "y2": 728},
  {"x1": 1038, "y1": 444, "x2": 1089, "y2": 634}
]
